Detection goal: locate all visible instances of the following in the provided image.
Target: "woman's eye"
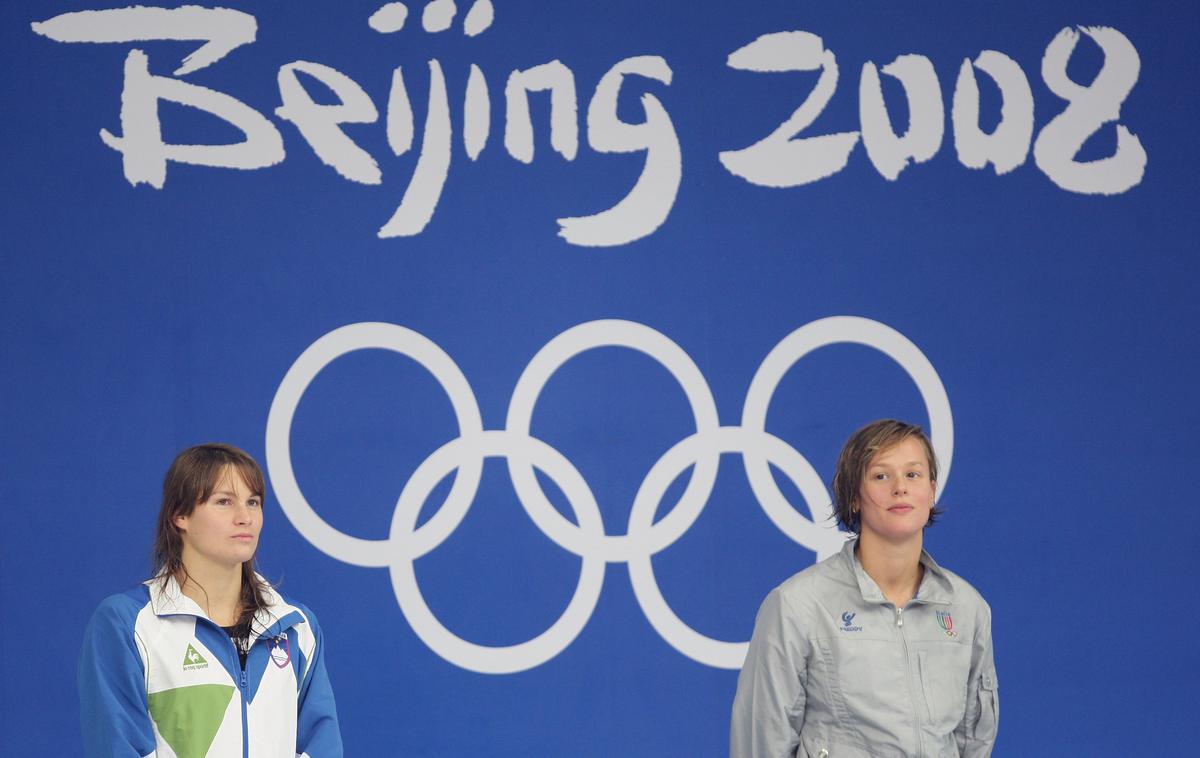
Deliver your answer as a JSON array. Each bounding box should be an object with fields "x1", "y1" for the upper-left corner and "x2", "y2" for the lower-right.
[
  {"x1": 248, "y1": 500, "x2": 262, "y2": 508},
  {"x1": 907, "y1": 471, "x2": 921, "y2": 479},
  {"x1": 216, "y1": 498, "x2": 231, "y2": 506}
]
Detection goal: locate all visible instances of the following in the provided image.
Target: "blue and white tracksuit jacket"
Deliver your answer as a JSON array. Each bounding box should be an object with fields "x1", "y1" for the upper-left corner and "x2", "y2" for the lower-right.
[
  {"x1": 731, "y1": 538, "x2": 999, "y2": 758},
  {"x1": 79, "y1": 575, "x2": 342, "y2": 758}
]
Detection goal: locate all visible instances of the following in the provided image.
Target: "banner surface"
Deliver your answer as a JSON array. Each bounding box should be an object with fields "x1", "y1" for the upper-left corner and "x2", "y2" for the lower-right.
[{"x1": 3, "y1": 1, "x2": 1197, "y2": 754}]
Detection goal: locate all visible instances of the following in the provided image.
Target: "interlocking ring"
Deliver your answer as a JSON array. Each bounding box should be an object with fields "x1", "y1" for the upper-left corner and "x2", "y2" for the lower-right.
[
  {"x1": 265, "y1": 317, "x2": 952, "y2": 672},
  {"x1": 266, "y1": 322, "x2": 483, "y2": 568},
  {"x1": 505, "y1": 319, "x2": 720, "y2": 563},
  {"x1": 388, "y1": 430, "x2": 606, "y2": 674},
  {"x1": 741, "y1": 316, "x2": 953, "y2": 528}
]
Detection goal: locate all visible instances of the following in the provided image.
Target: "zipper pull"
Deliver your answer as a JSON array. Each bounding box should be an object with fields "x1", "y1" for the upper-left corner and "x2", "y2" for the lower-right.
[
  {"x1": 895, "y1": 607, "x2": 904, "y2": 627},
  {"x1": 240, "y1": 670, "x2": 247, "y2": 689}
]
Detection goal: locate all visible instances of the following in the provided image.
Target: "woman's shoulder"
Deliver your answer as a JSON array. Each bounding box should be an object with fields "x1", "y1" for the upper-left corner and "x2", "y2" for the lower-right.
[
  {"x1": 929, "y1": 561, "x2": 992, "y2": 618},
  {"x1": 84, "y1": 585, "x2": 154, "y2": 638},
  {"x1": 93, "y1": 585, "x2": 152, "y2": 615},
  {"x1": 277, "y1": 594, "x2": 320, "y2": 623},
  {"x1": 771, "y1": 548, "x2": 857, "y2": 608},
  {"x1": 260, "y1": 583, "x2": 327, "y2": 635}
]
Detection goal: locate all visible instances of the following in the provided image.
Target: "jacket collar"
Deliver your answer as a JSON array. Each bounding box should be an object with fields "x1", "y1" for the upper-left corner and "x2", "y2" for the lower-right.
[
  {"x1": 840, "y1": 536, "x2": 954, "y2": 606},
  {"x1": 146, "y1": 573, "x2": 305, "y2": 642}
]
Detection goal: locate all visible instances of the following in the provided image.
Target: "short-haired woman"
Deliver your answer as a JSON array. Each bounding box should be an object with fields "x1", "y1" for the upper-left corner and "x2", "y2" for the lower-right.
[
  {"x1": 731, "y1": 420, "x2": 998, "y2": 757},
  {"x1": 79, "y1": 443, "x2": 343, "y2": 757}
]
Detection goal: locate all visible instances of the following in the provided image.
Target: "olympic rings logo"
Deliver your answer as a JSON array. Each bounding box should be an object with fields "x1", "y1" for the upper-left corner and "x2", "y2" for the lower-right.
[{"x1": 265, "y1": 317, "x2": 952, "y2": 673}]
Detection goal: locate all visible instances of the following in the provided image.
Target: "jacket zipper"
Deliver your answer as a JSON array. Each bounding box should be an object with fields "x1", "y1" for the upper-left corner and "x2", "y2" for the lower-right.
[
  {"x1": 191, "y1": 609, "x2": 303, "y2": 758},
  {"x1": 896, "y1": 606, "x2": 925, "y2": 757},
  {"x1": 159, "y1": 590, "x2": 304, "y2": 758},
  {"x1": 230, "y1": 634, "x2": 250, "y2": 758}
]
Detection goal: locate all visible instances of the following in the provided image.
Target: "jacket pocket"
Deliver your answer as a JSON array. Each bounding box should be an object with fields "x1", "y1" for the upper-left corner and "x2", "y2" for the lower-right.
[
  {"x1": 917, "y1": 650, "x2": 935, "y2": 723},
  {"x1": 916, "y1": 644, "x2": 970, "y2": 733},
  {"x1": 973, "y1": 669, "x2": 999, "y2": 741}
]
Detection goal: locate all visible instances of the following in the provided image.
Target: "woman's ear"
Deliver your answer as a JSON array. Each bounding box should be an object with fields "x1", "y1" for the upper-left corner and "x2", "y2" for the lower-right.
[{"x1": 174, "y1": 514, "x2": 188, "y2": 531}]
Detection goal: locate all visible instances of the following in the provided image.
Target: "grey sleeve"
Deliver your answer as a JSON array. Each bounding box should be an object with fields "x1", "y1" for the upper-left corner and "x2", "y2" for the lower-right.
[
  {"x1": 954, "y1": 601, "x2": 999, "y2": 757},
  {"x1": 730, "y1": 588, "x2": 809, "y2": 758}
]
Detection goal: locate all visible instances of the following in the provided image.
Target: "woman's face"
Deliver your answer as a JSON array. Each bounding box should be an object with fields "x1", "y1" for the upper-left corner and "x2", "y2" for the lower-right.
[
  {"x1": 175, "y1": 465, "x2": 263, "y2": 572},
  {"x1": 856, "y1": 437, "x2": 936, "y2": 544}
]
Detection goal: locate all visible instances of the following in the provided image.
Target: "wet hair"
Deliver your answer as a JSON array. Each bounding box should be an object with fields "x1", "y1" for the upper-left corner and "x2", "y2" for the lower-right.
[
  {"x1": 152, "y1": 443, "x2": 271, "y2": 631},
  {"x1": 831, "y1": 419, "x2": 942, "y2": 533}
]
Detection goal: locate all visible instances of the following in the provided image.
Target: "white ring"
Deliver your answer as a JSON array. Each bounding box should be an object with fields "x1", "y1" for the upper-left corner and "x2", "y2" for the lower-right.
[
  {"x1": 265, "y1": 322, "x2": 484, "y2": 567},
  {"x1": 741, "y1": 316, "x2": 954, "y2": 542},
  {"x1": 388, "y1": 430, "x2": 606, "y2": 674},
  {"x1": 505, "y1": 320, "x2": 720, "y2": 561},
  {"x1": 626, "y1": 427, "x2": 839, "y2": 669}
]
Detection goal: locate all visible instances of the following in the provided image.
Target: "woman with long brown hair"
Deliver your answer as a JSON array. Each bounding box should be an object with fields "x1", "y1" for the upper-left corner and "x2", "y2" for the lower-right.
[{"x1": 79, "y1": 443, "x2": 342, "y2": 757}]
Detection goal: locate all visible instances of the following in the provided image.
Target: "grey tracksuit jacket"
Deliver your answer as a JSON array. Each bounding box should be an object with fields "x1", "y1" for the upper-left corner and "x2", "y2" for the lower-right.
[{"x1": 730, "y1": 538, "x2": 998, "y2": 758}]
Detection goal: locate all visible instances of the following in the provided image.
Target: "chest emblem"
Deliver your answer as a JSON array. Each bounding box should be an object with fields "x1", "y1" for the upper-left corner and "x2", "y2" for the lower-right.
[
  {"x1": 181, "y1": 642, "x2": 209, "y2": 671},
  {"x1": 268, "y1": 635, "x2": 292, "y2": 668},
  {"x1": 936, "y1": 610, "x2": 958, "y2": 638},
  {"x1": 839, "y1": 611, "x2": 863, "y2": 632}
]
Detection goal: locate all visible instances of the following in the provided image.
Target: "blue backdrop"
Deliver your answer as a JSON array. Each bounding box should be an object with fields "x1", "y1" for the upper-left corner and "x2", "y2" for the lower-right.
[{"x1": 3, "y1": 1, "x2": 1198, "y2": 755}]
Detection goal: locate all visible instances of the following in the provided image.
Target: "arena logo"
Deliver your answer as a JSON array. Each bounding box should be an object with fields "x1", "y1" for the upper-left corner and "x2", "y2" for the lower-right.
[
  {"x1": 33, "y1": 4, "x2": 1144, "y2": 246},
  {"x1": 264, "y1": 316, "x2": 952, "y2": 673}
]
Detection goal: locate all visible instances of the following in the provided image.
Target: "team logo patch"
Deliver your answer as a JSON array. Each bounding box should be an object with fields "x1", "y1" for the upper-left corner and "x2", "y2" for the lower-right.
[
  {"x1": 936, "y1": 610, "x2": 957, "y2": 638},
  {"x1": 839, "y1": 611, "x2": 862, "y2": 632},
  {"x1": 182, "y1": 642, "x2": 209, "y2": 671},
  {"x1": 268, "y1": 636, "x2": 292, "y2": 668}
]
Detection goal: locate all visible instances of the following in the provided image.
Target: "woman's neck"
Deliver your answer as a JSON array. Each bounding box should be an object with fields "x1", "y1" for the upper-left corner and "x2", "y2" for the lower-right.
[
  {"x1": 856, "y1": 531, "x2": 924, "y2": 608},
  {"x1": 177, "y1": 553, "x2": 244, "y2": 626}
]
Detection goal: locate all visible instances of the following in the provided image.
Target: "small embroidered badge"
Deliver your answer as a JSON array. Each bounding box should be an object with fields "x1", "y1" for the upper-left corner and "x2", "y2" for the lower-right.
[
  {"x1": 936, "y1": 610, "x2": 957, "y2": 638},
  {"x1": 182, "y1": 642, "x2": 209, "y2": 670},
  {"x1": 839, "y1": 611, "x2": 862, "y2": 632},
  {"x1": 268, "y1": 636, "x2": 292, "y2": 668}
]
